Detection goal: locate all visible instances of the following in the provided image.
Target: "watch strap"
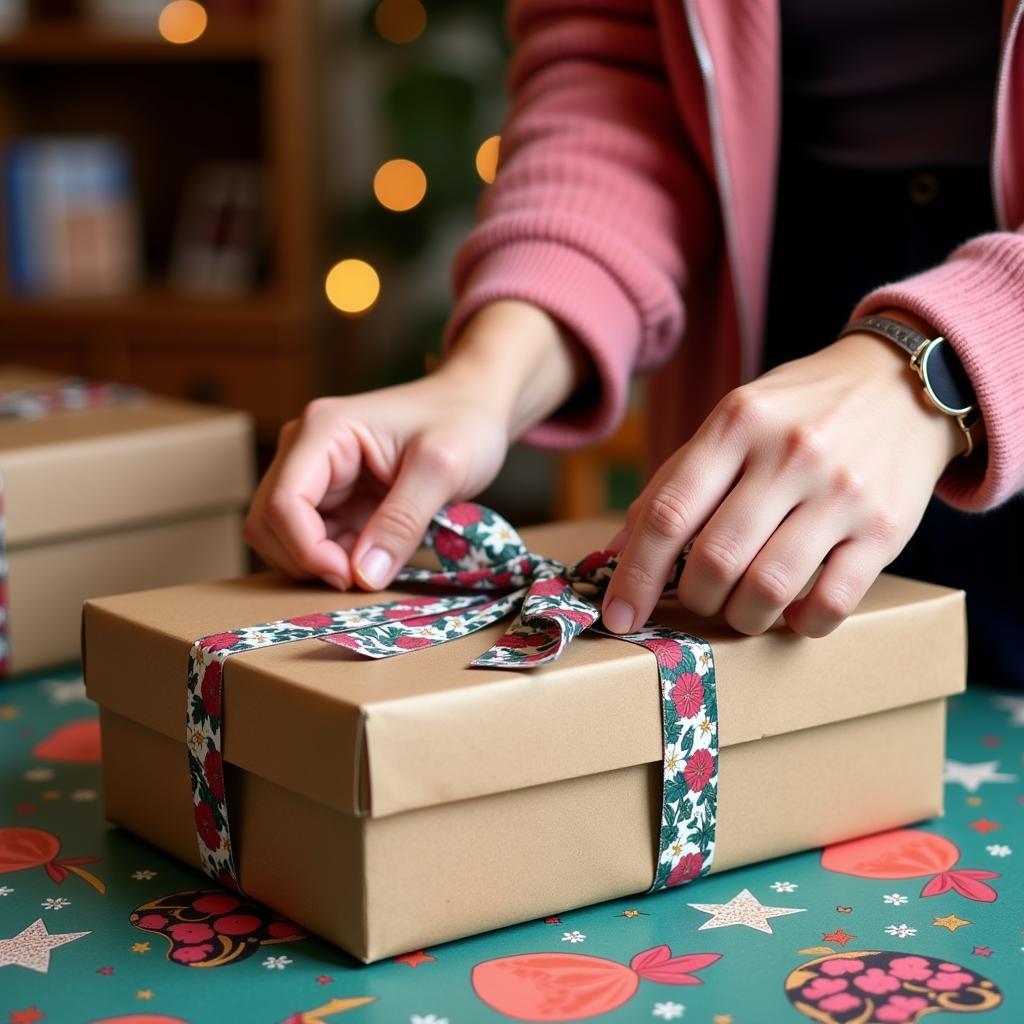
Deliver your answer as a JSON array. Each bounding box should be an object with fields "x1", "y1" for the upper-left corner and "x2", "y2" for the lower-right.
[{"x1": 841, "y1": 314, "x2": 929, "y2": 358}]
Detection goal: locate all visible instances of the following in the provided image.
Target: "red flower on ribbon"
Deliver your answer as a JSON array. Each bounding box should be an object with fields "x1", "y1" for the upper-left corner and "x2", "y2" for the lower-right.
[
  {"x1": 683, "y1": 748, "x2": 715, "y2": 793},
  {"x1": 667, "y1": 851, "x2": 704, "y2": 886},
  {"x1": 434, "y1": 528, "x2": 469, "y2": 561},
  {"x1": 194, "y1": 802, "x2": 221, "y2": 851},
  {"x1": 395, "y1": 636, "x2": 432, "y2": 650},
  {"x1": 671, "y1": 672, "x2": 705, "y2": 719},
  {"x1": 446, "y1": 503, "x2": 483, "y2": 526},
  {"x1": 547, "y1": 608, "x2": 594, "y2": 626},
  {"x1": 201, "y1": 632, "x2": 241, "y2": 652},
  {"x1": 204, "y1": 749, "x2": 225, "y2": 802},
  {"x1": 287, "y1": 613, "x2": 334, "y2": 628},
  {"x1": 576, "y1": 550, "x2": 612, "y2": 577},
  {"x1": 531, "y1": 578, "x2": 567, "y2": 597},
  {"x1": 325, "y1": 633, "x2": 359, "y2": 649},
  {"x1": 646, "y1": 639, "x2": 682, "y2": 669},
  {"x1": 497, "y1": 632, "x2": 550, "y2": 649},
  {"x1": 200, "y1": 662, "x2": 223, "y2": 718}
]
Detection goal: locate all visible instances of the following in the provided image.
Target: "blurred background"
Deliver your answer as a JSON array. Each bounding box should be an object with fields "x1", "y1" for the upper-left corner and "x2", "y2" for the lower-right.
[{"x1": 0, "y1": 0, "x2": 643, "y2": 525}]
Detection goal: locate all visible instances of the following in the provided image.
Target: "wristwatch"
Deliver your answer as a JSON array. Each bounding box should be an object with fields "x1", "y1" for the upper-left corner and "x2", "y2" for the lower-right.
[{"x1": 840, "y1": 314, "x2": 983, "y2": 457}]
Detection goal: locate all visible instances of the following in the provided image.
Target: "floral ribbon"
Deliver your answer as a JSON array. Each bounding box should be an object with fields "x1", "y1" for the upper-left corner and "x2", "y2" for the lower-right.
[
  {"x1": 0, "y1": 378, "x2": 143, "y2": 675},
  {"x1": 187, "y1": 503, "x2": 718, "y2": 897}
]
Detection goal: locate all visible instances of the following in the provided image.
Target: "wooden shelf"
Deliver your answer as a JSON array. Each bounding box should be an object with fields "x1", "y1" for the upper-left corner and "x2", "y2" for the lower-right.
[{"x1": 0, "y1": 21, "x2": 270, "y2": 63}]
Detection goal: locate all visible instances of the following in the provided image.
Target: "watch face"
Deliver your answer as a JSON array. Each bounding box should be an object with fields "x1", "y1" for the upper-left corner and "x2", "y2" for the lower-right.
[{"x1": 919, "y1": 339, "x2": 975, "y2": 416}]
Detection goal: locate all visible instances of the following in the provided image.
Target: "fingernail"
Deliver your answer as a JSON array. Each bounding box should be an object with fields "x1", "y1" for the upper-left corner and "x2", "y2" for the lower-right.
[
  {"x1": 324, "y1": 573, "x2": 348, "y2": 592},
  {"x1": 604, "y1": 528, "x2": 629, "y2": 553},
  {"x1": 358, "y1": 547, "x2": 393, "y2": 590},
  {"x1": 602, "y1": 597, "x2": 635, "y2": 634}
]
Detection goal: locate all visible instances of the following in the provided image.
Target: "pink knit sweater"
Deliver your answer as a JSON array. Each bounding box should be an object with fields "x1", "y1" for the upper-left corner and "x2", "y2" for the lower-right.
[{"x1": 443, "y1": 0, "x2": 1024, "y2": 511}]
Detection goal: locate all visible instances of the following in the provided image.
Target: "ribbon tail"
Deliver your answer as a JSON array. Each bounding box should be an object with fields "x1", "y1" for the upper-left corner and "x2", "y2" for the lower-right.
[{"x1": 321, "y1": 591, "x2": 525, "y2": 659}]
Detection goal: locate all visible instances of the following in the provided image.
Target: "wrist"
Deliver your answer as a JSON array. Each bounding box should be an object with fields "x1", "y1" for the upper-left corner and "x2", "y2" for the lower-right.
[{"x1": 438, "y1": 300, "x2": 589, "y2": 439}]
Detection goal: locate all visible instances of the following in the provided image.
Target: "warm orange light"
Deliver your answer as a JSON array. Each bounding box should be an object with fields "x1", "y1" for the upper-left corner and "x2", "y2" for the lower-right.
[
  {"x1": 158, "y1": 1, "x2": 208, "y2": 45},
  {"x1": 373, "y1": 158, "x2": 427, "y2": 212},
  {"x1": 476, "y1": 135, "x2": 501, "y2": 184},
  {"x1": 374, "y1": 0, "x2": 427, "y2": 45},
  {"x1": 325, "y1": 259, "x2": 380, "y2": 315}
]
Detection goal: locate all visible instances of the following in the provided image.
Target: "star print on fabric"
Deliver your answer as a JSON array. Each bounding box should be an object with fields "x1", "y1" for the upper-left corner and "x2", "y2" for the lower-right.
[
  {"x1": 131, "y1": 942, "x2": 150, "y2": 954},
  {"x1": 822, "y1": 928, "x2": 855, "y2": 947},
  {"x1": 0, "y1": 705, "x2": 19, "y2": 721},
  {"x1": 9, "y1": 1009, "x2": 45, "y2": 1024},
  {"x1": 394, "y1": 950, "x2": 436, "y2": 968},
  {"x1": 712, "y1": 1015, "x2": 734, "y2": 1024},
  {"x1": 0, "y1": 919, "x2": 90, "y2": 974},
  {"x1": 972, "y1": 946, "x2": 993, "y2": 957},
  {"x1": 943, "y1": 759, "x2": 1017, "y2": 793},
  {"x1": 136, "y1": 990, "x2": 154, "y2": 1001},
  {"x1": 969, "y1": 818, "x2": 1001, "y2": 834},
  {"x1": 966, "y1": 796, "x2": 983, "y2": 806},
  {"x1": 993, "y1": 694, "x2": 1024, "y2": 726},
  {"x1": 619, "y1": 909, "x2": 646, "y2": 918},
  {"x1": 933, "y1": 913, "x2": 971, "y2": 932},
  {"x1": 688, "y1": 889, "x2": 807, "y2": 934}
]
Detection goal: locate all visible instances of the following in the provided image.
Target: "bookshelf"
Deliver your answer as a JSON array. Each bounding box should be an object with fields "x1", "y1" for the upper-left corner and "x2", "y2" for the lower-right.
[{"x1": 0, "y1": 1, "x2": 322, "y2": 443}]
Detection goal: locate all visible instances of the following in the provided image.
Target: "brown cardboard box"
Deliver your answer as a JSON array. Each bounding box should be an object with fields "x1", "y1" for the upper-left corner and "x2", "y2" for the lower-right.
[
  {"x1": 83, "y1": 518, "x2": 965, "y2": 962},
  {"x1": 0, "y1": 366, "x2": 254, "y2": 674}
]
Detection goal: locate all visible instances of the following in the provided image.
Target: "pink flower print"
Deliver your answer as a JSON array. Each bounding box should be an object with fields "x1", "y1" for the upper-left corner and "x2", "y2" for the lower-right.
[
  {"x1": 547, "y1": 608, "x2": 593, "y2": 625},
  {"x1": 394, "y1": 636, "x2": 432, "y2": 650},
  {"x1": 876, "y1": 995, "x2": 929, "y2": 1022},
  {"x1": 201, "y1": 632, "x2": 241, "y2": 652},
  {"x1": 171, "y1": 943, "x2": 215, "y2": 964},
  {"x1": 530, "y1": 578, "x2": 567, "y2": 597},
  {"x1": 434, "y1": 529, "x2": 469, "y2": 561},
  {"x1": 168, "y1": 922, "x2": 214, "y2": 944},
  {"x1": 802, "y1": 977, "x2": 848, "y2": 1001},
  {"x1": 819, "y1": 993, "x2": 862, "y2": 1014},
  {"x1": 820, "y1": 958, "x2": 865, "y2": 976},
  {"x1": 327, "y1": 633, "x2": 359, "y2": 649},
  {"x1": 445, "y1": 503, "x2": 483, "y2": 526},
  {"x1": 647, "y1": 639, "x2": 682, "y2": 670},
  {"x1": 926, "y1": 968, "x2": 974, "y2": 992},
  {"x1": 683, "y1": 748, "x2": 715, "y2": 793},
  {"x1": 287, "y1": 613, "x2": 334, "y2": 628},
  {"x1": 576, "y1": 550, "x2": 611, "y2": 577},
  {"x1": 667, "y1": 852, "x2": 703, "y2": 886},
  {"x1": 853, "y1": 968, "x2": 901, "y2": 995},
  {"x1": 136, "y1": 913, "x2": 168, "y2": 930},
  {"x1": 671, "y1": 672, "x2": 704, "y2": 717},
  {"x1": 887, "y1": 956, "x2": 934, "y2": 982}
]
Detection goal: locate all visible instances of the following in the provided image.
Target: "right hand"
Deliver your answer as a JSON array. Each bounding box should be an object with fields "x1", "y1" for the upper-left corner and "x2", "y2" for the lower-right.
[{"x1": 244, "y1": 300, "x2": 587, "y2": 591}]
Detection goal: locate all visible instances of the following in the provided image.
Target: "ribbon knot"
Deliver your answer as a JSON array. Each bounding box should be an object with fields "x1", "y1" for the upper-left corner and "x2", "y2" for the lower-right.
[{"x1": 318, "y1": 503, "x2": 686, "y2": 668}]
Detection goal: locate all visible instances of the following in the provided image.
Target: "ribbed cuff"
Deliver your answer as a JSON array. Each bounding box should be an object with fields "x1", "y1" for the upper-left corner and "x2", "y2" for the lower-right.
[
  {"x1": 442, "y1": 240, "x2": 642, "y2": 449},
  {"x1": 850, "y1": 233, "x2": 1024, "y2": 511}
]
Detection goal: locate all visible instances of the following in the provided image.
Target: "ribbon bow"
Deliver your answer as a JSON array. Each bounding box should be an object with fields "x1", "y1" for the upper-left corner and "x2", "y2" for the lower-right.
[{"x1": 187, "y1": 504, "x2": 718, "y2": 899}]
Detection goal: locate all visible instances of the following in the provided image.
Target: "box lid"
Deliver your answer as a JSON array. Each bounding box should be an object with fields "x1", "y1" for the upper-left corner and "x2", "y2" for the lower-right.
[
  {"x1": 84, "y1": 518, "x2": 966, "y2": 820},
  {"x1": 0, "y1": 366, "x2": 253, "y2": 547}
]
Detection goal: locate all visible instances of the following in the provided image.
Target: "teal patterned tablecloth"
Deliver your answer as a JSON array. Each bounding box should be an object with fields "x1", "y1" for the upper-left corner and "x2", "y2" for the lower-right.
[{"x1": 1, "y1": 667, "x2": 1022, "y2": 1024}]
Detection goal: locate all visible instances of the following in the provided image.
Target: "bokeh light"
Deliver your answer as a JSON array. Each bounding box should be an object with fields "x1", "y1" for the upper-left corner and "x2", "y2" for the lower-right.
[
  {"x1": 325, "y1": 259, "x2": 380, "y2": 315},
  {"x1": 476, "y1": 135, "x2": 501, "y2": 184},
  {"x1": 158, "y1": 1, "x2": 208, "y2": 45},
  {"x1": 374, "y1": 0, "x2": 427, "y2": 45},
  {"x1": 373, "y1": 159, "x2": 427, "y2": 212}
]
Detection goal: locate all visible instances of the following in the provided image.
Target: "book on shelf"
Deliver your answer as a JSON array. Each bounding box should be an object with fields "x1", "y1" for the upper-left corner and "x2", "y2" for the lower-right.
[{"x1": 4, "y1": 136, "x2": 142, "y2": 298}]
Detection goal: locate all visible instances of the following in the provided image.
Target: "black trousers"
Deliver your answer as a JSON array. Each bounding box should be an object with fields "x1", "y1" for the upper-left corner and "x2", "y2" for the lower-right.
[{"x1": 763, "y1": 155, "x2": 1023, "y2": 687}]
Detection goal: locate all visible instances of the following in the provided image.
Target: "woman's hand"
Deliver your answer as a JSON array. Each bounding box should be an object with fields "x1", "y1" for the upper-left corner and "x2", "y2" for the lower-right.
[
  {"x1": 601, "y1": 328, "x2": 965, "y2": 638},
  {"x1": 244, "y1": 300, "x2": 586, "y2": 591}
]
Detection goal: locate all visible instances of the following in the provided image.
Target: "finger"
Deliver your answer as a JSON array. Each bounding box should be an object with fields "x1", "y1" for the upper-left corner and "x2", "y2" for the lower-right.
[
  {"x1": 722, "y1": 500, "x2": 848, "y2": 635},
  {"x1": 263, "y1": 422, "x2": 360, "y2": 589},
  {"x1": 783, "y1": 538, "x2": 883, "y2": 637},
  {"x1": 676, "y1": 466, "x2": 805, "y2": 618},
  {"x1": 601, "y1": 441, "x2": 743, "y2": 634},
  {"x1": 351, "y1": 431, "x2": 468, "y2": 590}
]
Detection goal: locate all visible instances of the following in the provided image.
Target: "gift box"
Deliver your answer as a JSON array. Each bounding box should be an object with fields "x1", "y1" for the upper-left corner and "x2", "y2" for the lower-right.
[
  {"x1": 83, "y1": 508, "x2": 965, "y2": 963},
  {"x1": 0, "y1": 366, "x2": 253, "y2": 674}
]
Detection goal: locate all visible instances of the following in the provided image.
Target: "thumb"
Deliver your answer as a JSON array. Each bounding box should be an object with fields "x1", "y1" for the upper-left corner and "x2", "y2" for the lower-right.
[{"x1": 351, "y1": 433, "x2": 467, "y2": 590}]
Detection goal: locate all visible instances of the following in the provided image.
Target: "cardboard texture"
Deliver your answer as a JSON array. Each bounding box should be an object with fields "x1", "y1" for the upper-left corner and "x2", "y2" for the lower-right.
[
  {"x1": 0, "y1": 366, "x2": 254, "y2": 673},
  {"x1": 84, "y1": 518, "x2": 966, "y2": 962}
]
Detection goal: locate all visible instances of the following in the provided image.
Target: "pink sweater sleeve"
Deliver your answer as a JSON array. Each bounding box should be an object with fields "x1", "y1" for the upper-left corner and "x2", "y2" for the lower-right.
[
  {"x1": 442, "y1": 0, "x2": 710, "y2": 448},
  {"x1": 850, "y1": 231, "x2": 1024, "y2": 511}
]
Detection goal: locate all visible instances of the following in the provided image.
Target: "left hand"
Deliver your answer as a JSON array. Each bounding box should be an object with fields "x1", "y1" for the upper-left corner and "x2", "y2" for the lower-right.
[{"x1": 601, "y1": 330, "x2": 965, "y2": 638}]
